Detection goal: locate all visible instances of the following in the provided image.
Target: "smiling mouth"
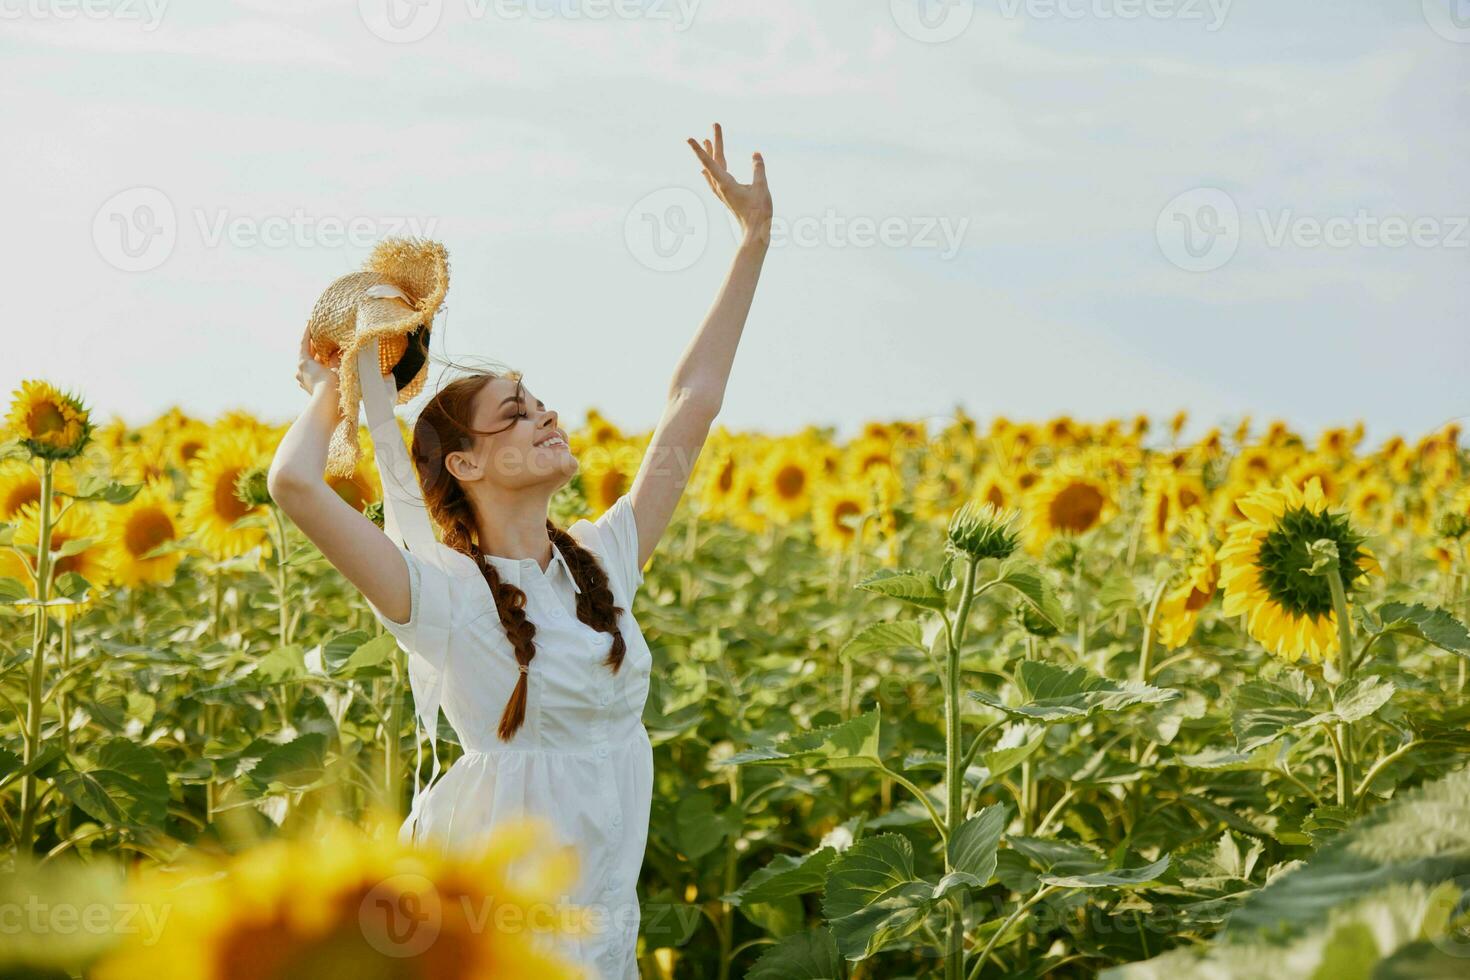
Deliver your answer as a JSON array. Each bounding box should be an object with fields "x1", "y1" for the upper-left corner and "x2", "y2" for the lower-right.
[{"x1": 536, "y1": 435, "x2": 567, "y2": 450}]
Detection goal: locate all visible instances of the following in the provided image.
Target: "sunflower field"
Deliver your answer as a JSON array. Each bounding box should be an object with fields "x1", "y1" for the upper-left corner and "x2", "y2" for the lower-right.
[{"x1": 2, "y1": 378, "x2": 1469, "y2": 979}]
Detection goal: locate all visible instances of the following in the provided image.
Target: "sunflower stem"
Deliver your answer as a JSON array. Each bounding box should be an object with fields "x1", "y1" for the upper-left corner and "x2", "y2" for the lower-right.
[
  {"x1": 1138, "y1": 579, "x2": 1169, "y2": 686},
  {"x1": 943, "y1": 556, "x2": 980, "y2": 980},
  {"x1": 19, "y1": 459, "x2": 55, "y2": 853},
  {"x1": 1324, "y1": 565, "x2": 1357, "y2": 809}
]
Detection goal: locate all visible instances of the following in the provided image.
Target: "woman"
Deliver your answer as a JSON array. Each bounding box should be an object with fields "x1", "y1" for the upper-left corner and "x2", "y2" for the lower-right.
[{"x1": 266, "y1": 124, "x2": 771, "y2": 979}]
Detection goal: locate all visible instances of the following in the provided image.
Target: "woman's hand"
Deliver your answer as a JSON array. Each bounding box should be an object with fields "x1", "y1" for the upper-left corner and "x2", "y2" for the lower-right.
[
  {"x1": 296, "y1": 323, "x2": 342, "y2": 398},
  {"x1": 687, "y1": 122, "x2": 772, "y2": 247}
]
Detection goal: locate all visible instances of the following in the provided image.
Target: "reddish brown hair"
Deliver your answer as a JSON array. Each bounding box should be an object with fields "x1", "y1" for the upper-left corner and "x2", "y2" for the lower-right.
[{"x1": 411, "y1": 370, "x2": 627, "y2": 741}]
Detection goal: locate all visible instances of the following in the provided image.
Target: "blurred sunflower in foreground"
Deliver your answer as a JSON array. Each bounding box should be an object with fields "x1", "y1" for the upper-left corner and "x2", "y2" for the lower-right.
[
  {"x1": 93, "y1": 810, "x2": 591, "y2": 980},
  {"x1": 1218, "y1": 476, "x2": 1379, "y2": 663}
]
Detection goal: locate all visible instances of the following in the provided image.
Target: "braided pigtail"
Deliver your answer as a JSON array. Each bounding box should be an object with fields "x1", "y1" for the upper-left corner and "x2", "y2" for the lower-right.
[{"x1": 549, "y1": 522, "x2": 628, "y2": 673}]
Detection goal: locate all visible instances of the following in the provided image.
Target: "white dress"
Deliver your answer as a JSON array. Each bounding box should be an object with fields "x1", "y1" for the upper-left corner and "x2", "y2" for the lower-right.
[{"x1": 365, "y1": 492, "x2": 654, "y2": 980}]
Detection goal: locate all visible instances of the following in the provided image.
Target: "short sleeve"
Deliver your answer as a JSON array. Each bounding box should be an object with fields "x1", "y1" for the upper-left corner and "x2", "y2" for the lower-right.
[
  {"x1": 364, "y1": 542, "x2": 454, "y2": 656},
  {"x1": 577, "y1": 493, "x2": 645, "y2": 601}
]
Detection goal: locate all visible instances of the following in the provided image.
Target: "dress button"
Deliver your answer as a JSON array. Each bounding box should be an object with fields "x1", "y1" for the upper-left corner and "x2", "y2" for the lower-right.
[{"x1": 596, "y1": 745, "x2": 609, "y2": 759}]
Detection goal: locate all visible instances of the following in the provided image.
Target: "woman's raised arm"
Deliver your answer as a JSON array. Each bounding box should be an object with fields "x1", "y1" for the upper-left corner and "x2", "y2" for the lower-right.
[
  {"x1": 266, "y1": 325, "x2": 413, "y2": 625},
  {"x1": 624, "y1": 122, "x2": 773, "y2": 569}
]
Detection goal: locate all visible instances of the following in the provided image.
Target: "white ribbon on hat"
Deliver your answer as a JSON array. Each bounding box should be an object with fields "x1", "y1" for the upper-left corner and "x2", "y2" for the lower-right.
[{"x1": 355, "y1": 292, "x2": 455, "y2": 848}]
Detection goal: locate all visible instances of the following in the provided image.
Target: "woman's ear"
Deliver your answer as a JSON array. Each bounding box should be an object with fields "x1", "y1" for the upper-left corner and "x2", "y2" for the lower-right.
[{"x1": 446, "y1": 448, "x2": 478, "y2": 483}]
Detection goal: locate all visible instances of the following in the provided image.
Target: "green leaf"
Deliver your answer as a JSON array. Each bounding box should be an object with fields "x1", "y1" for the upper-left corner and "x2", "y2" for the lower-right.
[
  {"x1": 239, "y1": 733, "x2": 329, "y2": 797},
  {"x1": 719, "y1": 707, "x2": 884, "y2": 771},
  {"x1": 1300, "y1": 676, "x2": 1395, "y2": 727},
  {"x1": 982, "y1": 723, "x2": 1045, "y2": 779},
  {"x1": 53, "y1": 536, "x2": 101, "y2": 560},
  {"x1": 746, "y1": 927, "x2": 844, "y2": 980},
  {"x1": 1232, "y1": 676, "x2": 1314, "y2": 751},
  {"x1": 331, "y1": 633, "x2": 398, "y2": 678},
  {"x1": 1171, "y1": 743, "x2": 1282, "y2": 772},
  {"x1": 1005, "y1": 836, "x2": 1108, "y2": 876},
  {"x1": 675, "y1": 792, "x2": 739, "y2": 861},
  {"x1": 51, "y1": 740, "x2": 169, "y2": 828},
  {"x1": 725, "y1": 847, "x2": 837, "y2": 906},
  {"x1": 821, "y1": 834, "x2": 933, "y2": 960},
  {"x1": 253, "y1": 645, "x2": 308, "y2": 683},
  {"x1": 993, "y1": 559, "x2": 1067, "y2": 629},
  {"x1": 53, "y1": 572, "x2": 92, "y2": 601},
  {"x1": 937, "y1": 804, "x2": 1007, "y2": 897},
  {"x1": 0, "y1": 577, "x2": 29, "y2": 603},
  {"x1": 1040, "y1": 854, "x2": 1171, "y2": 889},
  {"x1": 970, "y1": 661, "x2": 1178, "y2": 723},
  {"x1": 68, "y1": 477, "x2": 142, "y2": 505},
  {"x1": 1373, "y1": 603, "x2": 1470, "y2": 659},
  {"x1": 856, "y1": 568, "x2": 947, "y2": 611},
  {"x1": 1226, "y1": 765, "x2": 1470, "y2": 938},
  {"x1": 838, "y1": 621, "x2": 924, "y2": 662}
]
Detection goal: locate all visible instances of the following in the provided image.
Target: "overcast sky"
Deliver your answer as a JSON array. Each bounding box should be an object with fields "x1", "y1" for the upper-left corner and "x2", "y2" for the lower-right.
[{"x1": 5, "y1": 0, "x2": 1467, "y2": 445}]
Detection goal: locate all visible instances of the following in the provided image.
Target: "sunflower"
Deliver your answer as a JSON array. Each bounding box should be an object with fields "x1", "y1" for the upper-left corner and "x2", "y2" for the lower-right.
[
  {"x1": 1156, "y1": 513, "x2": 1219, "y2": 650},
  {"x1": 105, "y1": 481, "x2": 185, "y2": 588},
  {"x1": 324, "y1": 441, "x2": 381, "y2": 514},
  {"x1": 812, "y1": 482, "x2": 871, "y2": 555},
  {"x1": 5, "y1": 380, "x2": 93, "y2": 460},
  {"x1": 1143, "y1": 467, "x2": 1207, "y2": 554},
  {"x1": 0, "y1": 459, "x2": 76, "y2": 520},
  {"x1": 115, "y1": 429, "x2": 176, "y2": 487},
  {"x1": 182, "y1": 428, "x2": 273, "y2": 561},
  {"x1": 92, "y1": 810, "x2": 586, "y2": 980},
  {"x1": 579, "y1": 452, "x2": 635, "y2": 514},
  {"x1": 758, "y1": 443, "x2": 816, "y2": 525},
  {"x1": 974, "y1": 465, "x2": 1014, "y2": 512},
  {"x1": 1024, "y1": 468, "x2": 1114, "y2": 551},
  {"x1": 1, "y1": 499, "x2": 110, "y2": 618},
  {"x1": 1347, "y1": 477, "x2": 1395, "y2": 534},
  {"x1": 1218, "y1": 477, "x2": 1379, "y2": 663}
]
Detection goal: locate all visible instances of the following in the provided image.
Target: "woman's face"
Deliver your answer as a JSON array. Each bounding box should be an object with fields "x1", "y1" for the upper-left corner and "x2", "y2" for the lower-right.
[{"x1": 450, "y1": 376, "x2": 576, "y2": 490}]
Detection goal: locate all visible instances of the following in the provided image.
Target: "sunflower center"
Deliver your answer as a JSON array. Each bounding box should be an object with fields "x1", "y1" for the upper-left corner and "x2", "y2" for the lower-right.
[
  {"x1": 717, "y1": 460, "x2": 735, "y2": 493},
  {"x1": 28, "y1": 402, "x2": 67, "y2": 437},
  {"x1": 126, "y1": 507, "x2": 176, "y2": 558},
  {"x1": 1049, "y1": 483, "x2": 1105, "y2": 534},
  {"x1": 214, "y1": 466, "x2": 252, "y2": 522},
  {"x1": 1255, "y1": 505, "x2": 1369, "y2": 619},
  {"x1": 775, "y1": 465, "x2": 806, "y2": 500},
  {"x1": 831, "y1": 499, "x2": 861, "y2": 537},
  {"x1": 984, "y1": 484, "x2": 1006, "y2": 509}
]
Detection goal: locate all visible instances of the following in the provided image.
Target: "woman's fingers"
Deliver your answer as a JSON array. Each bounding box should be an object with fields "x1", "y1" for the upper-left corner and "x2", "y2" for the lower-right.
[
  {"x1": 713, "y1": 122, "x2": 725, "y2": 170},
  {"x1": 687, "y1": 137, "x2": 724, "y2": 181},
  {"x1": 752, "y1": 151, "x2": 766, "y2": 188}
]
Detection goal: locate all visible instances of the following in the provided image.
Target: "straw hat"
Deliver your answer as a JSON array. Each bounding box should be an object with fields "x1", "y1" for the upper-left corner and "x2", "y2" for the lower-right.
[{"x1": 306, "y1": 238, "x2": 449, "y2": 478}]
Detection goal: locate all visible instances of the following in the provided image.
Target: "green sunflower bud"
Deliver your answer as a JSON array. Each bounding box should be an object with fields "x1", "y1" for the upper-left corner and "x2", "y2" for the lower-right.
[
  {"x1": 946, "y1": 501, "x2": 1020, "y2": 562},
  {"x1": 1436, "y1": 511, "x2": 1470, "y2": 541},
  {"x1": 234, "y1": 465, "x2": 273, "y2": 508}
]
